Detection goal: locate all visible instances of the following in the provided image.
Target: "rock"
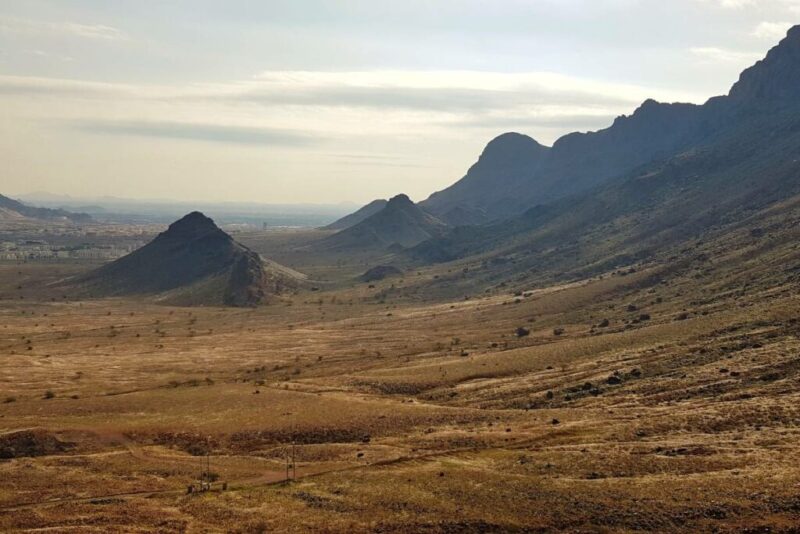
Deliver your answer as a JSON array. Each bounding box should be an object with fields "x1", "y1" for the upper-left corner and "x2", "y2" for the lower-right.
[{"x1": 361, "y1": 265, "x2": 403, "y2": 283}]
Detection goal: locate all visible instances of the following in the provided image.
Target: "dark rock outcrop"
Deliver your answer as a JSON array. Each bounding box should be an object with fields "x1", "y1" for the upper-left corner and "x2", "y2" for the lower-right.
[
  {"x1": 361, "y1": 265, "x2": 403, "y2": 282},
  {"x1": 0, "y1": 429, "x2": 73, "y2": 459}
]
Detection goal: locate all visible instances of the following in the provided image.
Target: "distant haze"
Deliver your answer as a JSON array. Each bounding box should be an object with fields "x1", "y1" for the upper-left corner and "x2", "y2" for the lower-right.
[{"x1": 0, "y1": 1, "x2": 796, "y2": 204}]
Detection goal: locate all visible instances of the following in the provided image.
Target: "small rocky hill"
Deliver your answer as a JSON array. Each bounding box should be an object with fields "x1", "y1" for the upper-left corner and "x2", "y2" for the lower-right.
[
  {"x1": 319, "y1": 194, "x2": 448, "y2": 251},
  {"x1": 69, "y1": 211, "x2": 298, "y2": 306}
]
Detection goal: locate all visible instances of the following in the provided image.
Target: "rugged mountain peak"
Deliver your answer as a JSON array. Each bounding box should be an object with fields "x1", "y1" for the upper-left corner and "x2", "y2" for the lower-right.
[
  {"x1": 478, "y1": 132, "x2": 547, "y2": 165},
  {"x1": 728, "y1": 24, "x2": 800, "y2": 104},
  {"x1": 607, "y1": 98, "x2": 699, "y2": 130},
  {"x1": 420, "y1": 132, "x2": 551, "y2": 218},
  {"x1": 324, "y1": 199, "x2": 388, "y2": 231},
  {"x1": 163, "y1": 211, "x2": 221, "y2": 239},
  {"x1": 386, "y1": 193, "x2": 415, "y2": 209}
]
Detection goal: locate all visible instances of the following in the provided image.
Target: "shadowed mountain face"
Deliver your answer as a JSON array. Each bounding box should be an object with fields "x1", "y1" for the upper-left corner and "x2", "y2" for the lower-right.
[
  {"x1": 409, "y1": 26, "x2": 800, "y2": 291},
  {"x1": 0, "y1": 194, "x2": 92, "y2": 223},
  {"x1": 71, "y1": 212, "x2": 296, "y2": 306},
  {"x1": 319, "y1": 194, "x2": 448, "y2": 251},
  {"x1": 421, "y1": 102, "x2": 707, "y2": 221},
  {"x1": 728, "y1": 25, "x2": 800, "y2": 106},
  {"x1": 324, "y1": 199, "x2": 388, "y2": 230},
  {"x1": 422, "y1": 133, "x2": 549, "y2": 221},
  {"x1": 421, "y1": 26, "x2": 800, "y2": 223}
]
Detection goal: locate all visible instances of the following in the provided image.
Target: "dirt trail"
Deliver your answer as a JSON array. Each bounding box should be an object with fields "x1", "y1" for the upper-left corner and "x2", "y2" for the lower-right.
[{"x1": 0, "y1": 432, "x2": 557, "y2": 513}]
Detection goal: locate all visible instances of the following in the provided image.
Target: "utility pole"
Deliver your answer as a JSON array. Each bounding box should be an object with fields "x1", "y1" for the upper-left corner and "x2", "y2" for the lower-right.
[{"x1": 292, "y1": 440, "x2": 296, "y2": 480}]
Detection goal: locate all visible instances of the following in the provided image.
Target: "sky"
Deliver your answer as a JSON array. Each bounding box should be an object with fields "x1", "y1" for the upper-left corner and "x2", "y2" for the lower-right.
[{"x1": 0, "y1": 1, "x2": 797, "y2": 205}]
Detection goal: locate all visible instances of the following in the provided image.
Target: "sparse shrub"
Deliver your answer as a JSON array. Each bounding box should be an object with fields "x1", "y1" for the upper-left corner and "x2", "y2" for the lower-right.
[
  {"x1": 43, "y1": 390, "x2": 55, "y2": 400},
  {"x1": 553, "y1": 327, "x2": 564, "y2": 336}
]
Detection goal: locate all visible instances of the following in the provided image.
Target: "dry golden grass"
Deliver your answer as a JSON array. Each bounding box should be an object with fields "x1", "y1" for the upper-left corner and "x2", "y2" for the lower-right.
[{"x1": 2, "y1": 240, "x2": 800, "y2": 532}]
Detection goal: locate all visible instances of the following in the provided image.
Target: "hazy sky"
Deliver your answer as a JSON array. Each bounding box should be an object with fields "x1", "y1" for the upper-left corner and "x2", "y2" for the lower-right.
[{"x1": 0, "y1": 1, "x2": 797, "y2": 204}]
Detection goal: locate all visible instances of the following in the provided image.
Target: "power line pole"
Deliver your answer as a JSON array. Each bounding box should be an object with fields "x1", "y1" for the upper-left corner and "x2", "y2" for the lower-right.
[{"x1": 292, "y1": 440, "x2": 296, "y2": 480}]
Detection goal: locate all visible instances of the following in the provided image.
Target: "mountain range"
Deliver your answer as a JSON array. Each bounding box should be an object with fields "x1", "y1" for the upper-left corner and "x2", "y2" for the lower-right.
[
  {"x1": 328, "y1": 25, "x2": 800, "y2": 293},
  {"x1": 417, "y1": 26, "x2": 800, "y2": 225},
  {"x1": 0, "y1": 194, "x2": 92, "y2": 223}
]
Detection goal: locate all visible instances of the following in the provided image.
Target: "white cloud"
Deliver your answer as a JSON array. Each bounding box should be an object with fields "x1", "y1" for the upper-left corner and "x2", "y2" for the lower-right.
[
  {"x1": 751, "y1": 21, "x2": 794, "y2": 40},
  {"x1": 248, "y1": 70, "x2": 703, "y2": 110},
  {"x1": 695, "y1": 0, "x2": 757, "y2": 9},
  {"x1": 0, "y1": 16, "x2": 128, "y2": 41},
  {"x1": 0, "y1": 70, "x2": 708, "y2": 147},
  {"x1": 695, "y1": 0, "x2": 800, "y2": 11},
  {"x1": 690, "y1": 46, "x2": 762, "y2": 62},
  {"x1": 776, "y1": 0, "x2": 800, "y2": 13},
  {"x1": 718, "y1": 0, "x2": 756, "y2": 7}
]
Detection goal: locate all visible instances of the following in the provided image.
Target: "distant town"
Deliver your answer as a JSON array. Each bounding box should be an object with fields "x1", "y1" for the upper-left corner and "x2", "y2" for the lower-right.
[{"x1": 0, "y1": 239, "x2": 146, "y2": 261}]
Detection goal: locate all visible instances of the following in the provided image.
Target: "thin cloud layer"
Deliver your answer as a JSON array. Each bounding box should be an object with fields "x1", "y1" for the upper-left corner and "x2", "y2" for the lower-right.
[
  {"x1": 72, "y1": 120, "x2": 322, "y2": 147},
  {"x1": 0, "y1": 15, "x2": 128, "y2": 41},
  {"x1": 0, "y1": 1, "x2": 796, "y2": 203}
]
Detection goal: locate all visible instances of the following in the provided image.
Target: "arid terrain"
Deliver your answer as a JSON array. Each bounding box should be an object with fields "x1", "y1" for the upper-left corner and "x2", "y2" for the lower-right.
[
  {"x1": 3, "y1": 213, "x2": 800, "y2": 533},
  {"x1": 4, "y1": 18, "x2": 800, "y2": 534}
]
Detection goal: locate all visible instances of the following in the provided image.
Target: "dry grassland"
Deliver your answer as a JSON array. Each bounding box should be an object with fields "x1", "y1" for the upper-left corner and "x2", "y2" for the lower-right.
[{"x1": 1, "y1": 254, "x2": 800, "y2": 532}]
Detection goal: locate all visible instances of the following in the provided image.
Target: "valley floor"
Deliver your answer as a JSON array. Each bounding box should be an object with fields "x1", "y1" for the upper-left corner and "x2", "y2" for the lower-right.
[{"x1": 1, "y1": 258, "x2": 800, "y2": 532}]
